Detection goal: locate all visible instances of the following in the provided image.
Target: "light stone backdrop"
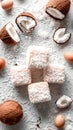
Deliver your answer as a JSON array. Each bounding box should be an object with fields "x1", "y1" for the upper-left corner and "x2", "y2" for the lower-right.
[{"x1": 0, "y1": 0, "x2": 73, "y2": 130}]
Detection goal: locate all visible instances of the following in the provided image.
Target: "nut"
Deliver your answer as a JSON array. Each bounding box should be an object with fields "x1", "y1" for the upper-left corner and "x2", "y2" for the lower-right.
[
  {"x1": 53, "y1": 28, "x2": 71, "y2": 44},
  {"x1": 0, "y1": 100, "x2": 23, "y2": 125},
  {"x1": 0, "y1": 58, "x2": 6, "y2": 70},
  {"x1": 0, "y1": 22, "x2": 20, "y2": 44},
  {"x1": 45, "y1": 0, "x2": 71, "y2": 20},
  {"x1": 54, "y1": 114, "x2": 65, "y2": 128},
  {"x1": 56, "y1": 95, "x2": 72, "y2": 109},
  {"x1": 64, "y1": 52, "x2": 73, "y2": 62},
  {"x1": 1, "y1": 0, "x2": 14, "y2": 10},
  {"x1": 15, "y1": 12, "x2": 37, "y2": 33}
]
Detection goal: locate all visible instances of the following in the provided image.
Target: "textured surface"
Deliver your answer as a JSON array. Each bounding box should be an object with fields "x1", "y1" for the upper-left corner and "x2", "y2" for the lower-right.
[
  {"x1": 26, "y1": 46, "x2": 49, "y2": 68},
  {"x1": 28, "y1": 82, "x2": 51, "y2": 103},
  {"x1": 0, "y1": 0, "x2": 73, "y2": 130},
  {"x1": 43, "y1": 64, "x2": 65, "y2": 83},
  {"x1": 11, "y1": 65, "x2": 31, "y2": 86}
]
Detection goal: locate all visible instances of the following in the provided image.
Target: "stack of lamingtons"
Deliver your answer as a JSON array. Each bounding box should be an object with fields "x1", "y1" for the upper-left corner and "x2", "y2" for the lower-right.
[{"x1": 11, "y1": 46, "x2": 65, "y2": 103}]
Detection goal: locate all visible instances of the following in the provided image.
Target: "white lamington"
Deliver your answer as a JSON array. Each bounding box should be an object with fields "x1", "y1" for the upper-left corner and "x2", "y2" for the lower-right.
[
  {"x1": 11, "y1": 65, "x2": 31, "y2": 87},
  {"x1": 26, "y1": 45, "x2": 49, "y2": 69},
  {"x1": 43, "y1": 64, "x2": 65, "y2": 84},
  {"x1": 28, "y1": 82, "x2": 51, "y2": 103},
  {"x1": 31, "y1": 68, "x2": 43, "y2": 83}
]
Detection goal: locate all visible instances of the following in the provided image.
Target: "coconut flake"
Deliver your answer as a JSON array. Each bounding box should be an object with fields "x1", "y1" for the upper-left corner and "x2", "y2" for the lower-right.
[
  {"x1": 56, "y1": 95, "x2": 72, "y2": 109},
  {"x1": 53, "y1": 28, "x2": 71, "y2": 44},
  {"x1": 65, "y1": 124, "x2": 73, "y2": 130},
  {"x1": 37, "y1": 29, "x2": 49, "y2": 39}
]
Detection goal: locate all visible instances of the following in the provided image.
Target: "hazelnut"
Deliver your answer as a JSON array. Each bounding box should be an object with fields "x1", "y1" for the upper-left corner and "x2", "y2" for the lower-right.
[
  {"x1": 0, "y1": 100, "x2": 23, "y2": 125},
  {"x1": 54, "y1": 114, "x2": 65, "y2": 128},
  {"x1": 1, "y1": 0, "x2": 14, "y2": 11},
  {"x1": 64, "y1": 52, "x2": 73, "y2": 62},
  {"x1": 0, "y1": 58, "x2": 6, "y2": 70}
]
